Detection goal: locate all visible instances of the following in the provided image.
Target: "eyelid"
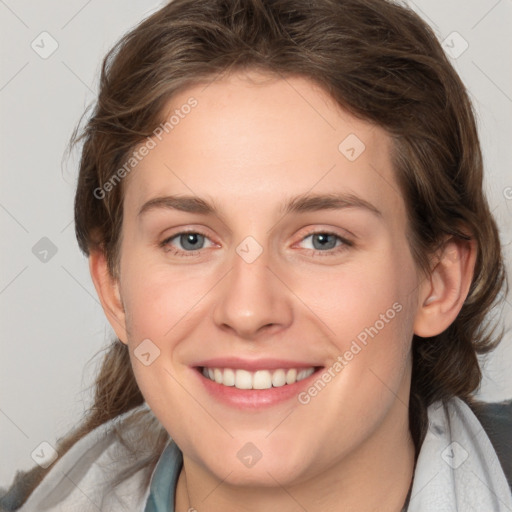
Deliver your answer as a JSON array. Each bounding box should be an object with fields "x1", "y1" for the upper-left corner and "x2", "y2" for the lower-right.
[
  {"x1": 297, "y1": 226, "x2": 353, "y2": 241},
  {"x1": 166, "y1": 230, "x2": 211, "y2": 242}
]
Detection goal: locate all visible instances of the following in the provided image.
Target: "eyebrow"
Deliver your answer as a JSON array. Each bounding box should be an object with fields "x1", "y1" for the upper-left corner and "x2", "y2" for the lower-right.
[{"x1": 137, "y1": 192, "x2": 382, "y2": 219}]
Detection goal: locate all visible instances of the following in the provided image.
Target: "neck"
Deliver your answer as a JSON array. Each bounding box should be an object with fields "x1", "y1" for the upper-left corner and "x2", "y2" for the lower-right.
[{"x1": 175, "y1": 397, "x2": 415, "y2": 512}]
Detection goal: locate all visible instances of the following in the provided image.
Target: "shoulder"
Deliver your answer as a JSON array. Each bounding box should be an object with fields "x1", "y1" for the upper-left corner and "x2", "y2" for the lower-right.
[
  {"x1": 0, "y1": 403, "x2": 169, "y2": 512},
  {"x1": 407, "y1": 397, "x2": 512, "y2": 510},
  {"x1": 438, "y1": 397, "x2": 512, "y2": 493},
  {"x1": 469, "y1": 399, "x2": 512, "y2": 491},
  {"x1": 0, "y1": 468, "x2": 44, "y2": 512}
]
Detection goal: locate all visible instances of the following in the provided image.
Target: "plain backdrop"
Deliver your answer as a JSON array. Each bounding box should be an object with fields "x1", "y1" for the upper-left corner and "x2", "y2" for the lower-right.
[{"x1": 1, "y1": 0, "x2": 511, "y2": 488}]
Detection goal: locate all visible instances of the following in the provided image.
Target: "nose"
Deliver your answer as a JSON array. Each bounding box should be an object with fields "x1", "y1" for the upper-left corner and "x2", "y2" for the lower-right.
[{"x1": 212, "y1": 246, "x2": 294, "y2": 340}]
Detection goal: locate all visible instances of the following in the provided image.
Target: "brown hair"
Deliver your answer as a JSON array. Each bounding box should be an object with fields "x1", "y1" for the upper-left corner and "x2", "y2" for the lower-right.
[{"x1": 13, "y1": 0, "x2": 507, "y2": 504}]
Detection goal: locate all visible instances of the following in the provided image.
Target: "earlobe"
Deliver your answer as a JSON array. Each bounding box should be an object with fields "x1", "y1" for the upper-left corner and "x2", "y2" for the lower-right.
[
  {"x1": 88, "y1": 250, "x2": 128, "y2": 344},
  {"x1": 413, "y1": 237, "x2": 476, "y2": 338}
]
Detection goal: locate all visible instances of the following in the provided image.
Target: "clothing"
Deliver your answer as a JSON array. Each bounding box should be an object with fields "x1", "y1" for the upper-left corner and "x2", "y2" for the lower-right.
[
  {"x1": 1, "y1": 397, "x2": 511, "y2": 511},
  {"x1": 408, "y1": 399, "x2": 511, "y2": 510},
  {"x1": 144, "y1": 442, "x2": 182, "y2": 512}
]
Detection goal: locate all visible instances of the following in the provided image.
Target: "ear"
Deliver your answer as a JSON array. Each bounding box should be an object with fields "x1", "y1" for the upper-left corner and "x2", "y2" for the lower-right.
[
  {"x1": 88, "y1": 250, "x2": 128, "y2": 344},
  {"x1": 413, "y1": 237, "x2": 477, "y2": 337}
]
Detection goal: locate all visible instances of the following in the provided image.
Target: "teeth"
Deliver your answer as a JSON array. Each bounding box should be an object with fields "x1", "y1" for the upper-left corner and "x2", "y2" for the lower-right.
[
  {"x1": 202, "y1": 366, "x2": 316, "y2": 389},
  {"x1": 272, "y1": 369, "x2": 286, "y2": 387},
  {"x1": 297, "y1": 368, "x2": 315, "y2": 381},
  {"x1": 253, "y1": 370, "x2": 272, "y2": 389},
  {"x1": 286, "y1": 368, "x2": 297, "y2": 384},
  {"x1": 214, "y1": 368, "x2": 223, "y2": 384},
  {"x1": 223, "y1": 368, "x2": 235, "y2": 386},
  {"x1": 235, "y1": 369, "x2": 253, "y2": 389}
]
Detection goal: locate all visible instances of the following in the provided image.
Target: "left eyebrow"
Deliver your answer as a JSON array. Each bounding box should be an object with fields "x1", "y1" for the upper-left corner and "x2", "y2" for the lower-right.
[
  {"x1": 281, "y1": 192, "x2": 382, "y2": 217},
  {"x1": 137, "y1": 192, "x2": 382, "y2": 219}
]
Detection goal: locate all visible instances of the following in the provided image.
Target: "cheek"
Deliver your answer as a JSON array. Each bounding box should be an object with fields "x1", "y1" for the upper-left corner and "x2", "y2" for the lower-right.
[
  {"x1": 297, "y1": 253, "x2": 407, "y2": 339},
  {"x1": 305, "y1": 243, "x2": 417, "y2": 384},
  {"x1": 121, "y1": 257, "x2": 210, "y2": 340}
]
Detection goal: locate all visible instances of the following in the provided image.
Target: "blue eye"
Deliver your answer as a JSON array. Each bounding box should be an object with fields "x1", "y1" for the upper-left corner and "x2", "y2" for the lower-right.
[
  {"x1": 160, "y1": 231, "x2": 214, "y2": 256},
  {"x1": 298, "y1": 231, "x2": 353, "y2": 256},
  {"x1": 303, "y1": 233, "x2": 339, "y2": 250},
  {"x1": 175, "y1": 232, "x2": 206, "y2": 251}
]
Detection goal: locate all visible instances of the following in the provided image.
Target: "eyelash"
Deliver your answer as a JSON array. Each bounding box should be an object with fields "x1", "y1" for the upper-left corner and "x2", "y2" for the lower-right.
[{"x1": 159, "y1": 228, "x2": 354, "y2": 258}]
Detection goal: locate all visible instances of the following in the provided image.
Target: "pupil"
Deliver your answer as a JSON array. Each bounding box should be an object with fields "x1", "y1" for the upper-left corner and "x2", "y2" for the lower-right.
[
  {"x1": 182, "y1": 233, "x2": 203, "y2": 250},
  {"x1": 314, "y1": 233, "x2": 335, "y2": 250}
]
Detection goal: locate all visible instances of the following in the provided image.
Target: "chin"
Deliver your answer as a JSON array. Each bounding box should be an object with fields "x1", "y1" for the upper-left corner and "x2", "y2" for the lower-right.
[{"x1": 195, "y1": 438, "x2": 316, "y2": 489}]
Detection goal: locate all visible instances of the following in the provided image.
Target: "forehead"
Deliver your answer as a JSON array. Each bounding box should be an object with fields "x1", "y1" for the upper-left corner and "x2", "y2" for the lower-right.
[{"x1": 123, "y1": 71, "x2": 404, "y2": 223}]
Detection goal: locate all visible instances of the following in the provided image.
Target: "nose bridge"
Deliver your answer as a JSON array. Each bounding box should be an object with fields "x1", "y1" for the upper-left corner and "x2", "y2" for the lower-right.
[{"x1": 212, "y1": 238, "x2": 293, "y2": 339}]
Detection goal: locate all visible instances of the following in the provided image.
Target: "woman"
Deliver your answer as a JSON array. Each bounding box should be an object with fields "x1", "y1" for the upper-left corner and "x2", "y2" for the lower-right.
[{"x1": 2, "y1": 0, "x2": 511, "y2": 510}]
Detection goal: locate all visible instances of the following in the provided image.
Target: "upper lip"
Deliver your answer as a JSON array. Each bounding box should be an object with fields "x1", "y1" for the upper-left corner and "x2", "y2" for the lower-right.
[{"x1": 193, "y1": 357, "x2": 323, "y2": 371}]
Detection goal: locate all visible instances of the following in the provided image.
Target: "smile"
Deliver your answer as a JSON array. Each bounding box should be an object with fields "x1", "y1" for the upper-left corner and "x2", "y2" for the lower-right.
[{"x1": 201, "y1": 367, "x2": 315, "y2": 390}]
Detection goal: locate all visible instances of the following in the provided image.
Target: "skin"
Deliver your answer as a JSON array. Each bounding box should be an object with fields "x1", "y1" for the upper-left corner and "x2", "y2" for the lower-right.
[{"x1": 90, "y1": 71, "x2": 476, "y2": 512}]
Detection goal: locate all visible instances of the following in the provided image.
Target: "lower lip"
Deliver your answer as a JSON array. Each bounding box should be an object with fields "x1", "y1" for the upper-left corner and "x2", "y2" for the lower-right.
[{"x1": 194, "y1": 368, "x2": 323, "y2": 409}]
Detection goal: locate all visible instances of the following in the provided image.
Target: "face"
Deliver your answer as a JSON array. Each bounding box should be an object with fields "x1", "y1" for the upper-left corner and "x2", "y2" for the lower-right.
[{"x1": 112, "y1": 71, "x2": 424, "y2": 487}]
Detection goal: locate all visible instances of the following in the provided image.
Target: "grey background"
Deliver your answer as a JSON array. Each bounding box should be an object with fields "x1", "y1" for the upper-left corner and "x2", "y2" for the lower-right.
[{"x1": 1, "y1": 0, "x2": 511, "y2": 487}]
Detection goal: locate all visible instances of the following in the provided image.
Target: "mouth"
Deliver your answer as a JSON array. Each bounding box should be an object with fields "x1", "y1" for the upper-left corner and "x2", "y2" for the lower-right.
[
  {"x1": 200, "y1": 366, "x2": 316, "y2": 390},
  {"x1": 193, "y1": 360, "x2": 324, "y2": 408}
]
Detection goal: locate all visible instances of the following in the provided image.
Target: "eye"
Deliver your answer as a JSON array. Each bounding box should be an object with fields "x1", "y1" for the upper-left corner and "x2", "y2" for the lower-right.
[
  {"x1": 297, "y1": 230, "x2": 353, "y2": 256},
  {"x1": 160, "y1": 230, "x2": 216, "y2": 256},
  {"x1": 159, "y1": 228, "x2": 353, "y2": 258}
]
